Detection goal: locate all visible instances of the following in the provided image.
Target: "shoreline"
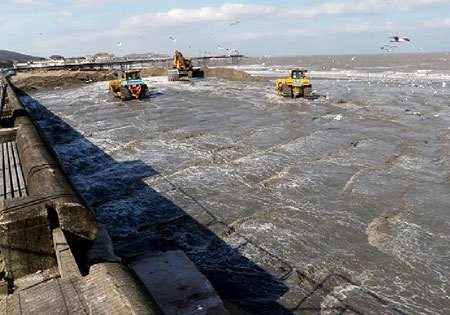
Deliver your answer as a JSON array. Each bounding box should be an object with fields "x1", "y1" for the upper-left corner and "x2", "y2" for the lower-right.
[{"x1": 12, "y1": 67, "x2": 266, "y2": 93}]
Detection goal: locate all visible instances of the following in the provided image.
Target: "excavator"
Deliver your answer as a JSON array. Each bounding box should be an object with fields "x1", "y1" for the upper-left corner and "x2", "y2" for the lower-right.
[
  {"x1": 168, "y1": 50, "x2": 204, "y2": 81},
  {"x1": 276, "y1": 68, "x2": 312, "y2": 98},
  {"x1": 108, "y1": 70, "x2": 148, "y2": 100}
]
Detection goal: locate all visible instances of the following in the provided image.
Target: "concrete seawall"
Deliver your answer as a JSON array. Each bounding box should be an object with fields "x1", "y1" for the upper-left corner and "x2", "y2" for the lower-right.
[
  {"x1": 0, "y1": 76, "x2": 162, "y2": 314},
  {"x1": 0, "y1": 76, "x2": 229, "y2": 314}
]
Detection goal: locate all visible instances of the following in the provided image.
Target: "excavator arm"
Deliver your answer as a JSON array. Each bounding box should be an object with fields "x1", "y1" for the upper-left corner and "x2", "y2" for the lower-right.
[{"x1": 173, "y1": 50, "x2": 192, "y2": 70}]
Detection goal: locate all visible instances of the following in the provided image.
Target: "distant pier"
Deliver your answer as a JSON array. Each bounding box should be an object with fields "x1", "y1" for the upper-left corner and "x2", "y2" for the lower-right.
[{"x1": 13, "y1": 55, "x2": 244, "y2": 72}]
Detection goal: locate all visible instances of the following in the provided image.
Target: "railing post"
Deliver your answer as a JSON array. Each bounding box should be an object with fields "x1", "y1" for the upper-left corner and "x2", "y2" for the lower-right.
[{"x1": 0, "y1": 76, "x2": 7, "y2": 123}]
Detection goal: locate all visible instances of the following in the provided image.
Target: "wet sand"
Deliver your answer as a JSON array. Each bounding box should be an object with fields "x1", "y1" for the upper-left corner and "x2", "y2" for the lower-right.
[{"x1": 12, "y1": 67, "x2": 265, "y2": 93}]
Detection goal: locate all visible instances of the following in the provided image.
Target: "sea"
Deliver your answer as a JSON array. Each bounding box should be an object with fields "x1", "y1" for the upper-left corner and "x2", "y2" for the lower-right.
[{"x1": 20, "y1": 52, "x2": 449, "y2": 314}]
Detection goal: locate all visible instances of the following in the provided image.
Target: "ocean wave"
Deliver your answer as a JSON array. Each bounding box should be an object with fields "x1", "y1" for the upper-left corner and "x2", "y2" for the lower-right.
[{"x1": 230, "y1": 64, "x2": 450, "y2": 82}]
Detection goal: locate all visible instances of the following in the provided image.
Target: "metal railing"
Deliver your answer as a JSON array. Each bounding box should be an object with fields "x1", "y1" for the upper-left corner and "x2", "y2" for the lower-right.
[{"x1": 0, "y1": 70, "x2": 16, "y2": 120}]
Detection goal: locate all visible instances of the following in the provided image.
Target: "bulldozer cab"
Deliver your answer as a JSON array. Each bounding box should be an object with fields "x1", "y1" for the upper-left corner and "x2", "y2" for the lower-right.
[
  {"x1": 290, "y1": 69, "x2": 307, "y2": 79},
  {"x1": 123, "y1": 70, "x2": 141, "y2": 80}
]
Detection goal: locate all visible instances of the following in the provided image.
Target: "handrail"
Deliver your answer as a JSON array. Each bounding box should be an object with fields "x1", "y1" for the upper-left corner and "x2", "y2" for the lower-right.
[{"x1": 0, "y1": 77, "x2": 7, "y2": 120}]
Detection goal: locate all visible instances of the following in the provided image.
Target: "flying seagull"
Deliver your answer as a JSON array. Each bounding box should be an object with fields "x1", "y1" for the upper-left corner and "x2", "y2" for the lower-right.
[
  {"x1": 117, "y1": 41, "x2": 123, "y2": 47},
  {"x1": 169, "y1": 36, "x2": 177, "y2": 42},
  {"x1": 389, "y1": 36, "x2": 410, "y2": 42},
  {"x1": 229, "y1": 20, "x2": 240, "y2": 26},
  {"x1": 380, "y1": 44, "x2": 398, "y2": 52}
]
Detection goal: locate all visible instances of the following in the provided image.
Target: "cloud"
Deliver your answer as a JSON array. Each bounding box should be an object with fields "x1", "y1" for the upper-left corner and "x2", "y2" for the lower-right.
[
  {"x1": 9, "y1": 1, "x2": 448, "y2": 56},
  {"x1": 29, "y1": 28, "x2": 115, "y2": 56},
  {"x1": 11, "y1": 0, "x2": 48, "y2": 5},
  {"x1": 334, "y1": 22, "x2": 396, "y2": 34},
  {"x1": 285, "y1": 28, "x2": 319, "y2": 37},
  {"x1": 395, "y1": 0, "x2": 450, "y2": 11},
  {"x1": 72, "y1": 0, "x2": 141, "y2": 8},
  {"x1": 225, "y1": 21, "x2": 397, "y2": 43},
  {"x1": 423, "y1": 17, "x2": 450, "y2": 29},
  {"x1": 291, "y1": 1, "x2": 385, "y2": 18},
  {"x1": 224, "y1": 28, "x2": 320, "y2": 42},
  {"x1": 118, "y1": 1, "x2": 450, "y2": 30},
  {"x1": 121, "y1": 3, "x2": 275, "y2": 29},
  {"x1": 284, "y1": 0, "x2": 450, "y2": 18},
  {"x1": 224, "y1": 31, "x2": 276, "y2": 41},
  {"x1": 57, "y1": 10, "x2": 73, "y2": 22}
]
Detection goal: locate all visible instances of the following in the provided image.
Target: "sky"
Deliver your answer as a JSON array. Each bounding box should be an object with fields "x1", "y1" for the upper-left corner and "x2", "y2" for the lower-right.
[{"x1": 1, "y1": 0, "x2": 450, "y2": 58}]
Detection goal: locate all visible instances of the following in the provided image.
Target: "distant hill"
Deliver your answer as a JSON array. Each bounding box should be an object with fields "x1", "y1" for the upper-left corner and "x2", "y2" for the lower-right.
[{"x1": 0, "y1": 49, "x2": 43, "y2": 68}]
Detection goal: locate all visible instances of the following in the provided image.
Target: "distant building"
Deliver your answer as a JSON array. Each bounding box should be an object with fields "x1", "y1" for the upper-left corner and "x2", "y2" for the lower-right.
[
  {"x1": 124, "y1": 53, "x2": 170, "y2": 60},
  {"x1": 49, "y1": 55, "x2": 65, "y2": 61},
  {"x1": 95, "y1": 53, "x2": 115, "y2": 62},
  {"x1": 65, "y1": 57, "x2": 85, "y2": 64},
  {"x1": 82, "y1": 53, "x2": 115, "y2": 63}
]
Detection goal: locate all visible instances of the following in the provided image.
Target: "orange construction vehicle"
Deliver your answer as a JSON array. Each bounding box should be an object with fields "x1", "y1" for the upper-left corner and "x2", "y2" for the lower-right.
[
  {"x1": 108, "y1": 70, "x2": 148, "y2": 100},
  {"x1": 168, "y1": 50, "x2": 204, "y2": 81}
]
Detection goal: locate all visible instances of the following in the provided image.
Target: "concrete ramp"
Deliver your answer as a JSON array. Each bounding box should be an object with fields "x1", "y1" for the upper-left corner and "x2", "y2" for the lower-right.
[{"x1": 130, "y1": 250, "x2": 229, "y2": 315}]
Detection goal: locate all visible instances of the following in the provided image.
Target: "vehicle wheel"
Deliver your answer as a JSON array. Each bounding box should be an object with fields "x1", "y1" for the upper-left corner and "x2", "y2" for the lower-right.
[
  {"x1": 119, "y1": 86, "x2": 131, "y2": 100},
  {"x1": 281, "y1": 83, "x2": 291, "y2": 97},
  {"x1": 193, "y1": 69, "x2": 204, "y2": 78},
  {"x1": 303, "y1": 87, "x2": 312, "y2": 98},
  {"x1": 139, "y1": 85, "x2": 149, "y2": 99},
  {"x1": 168, "y1": 73, "x2": 179, "y2": 81},
  {"x1": 277, "y1": 83, "x2": 283, "y2": 94}
]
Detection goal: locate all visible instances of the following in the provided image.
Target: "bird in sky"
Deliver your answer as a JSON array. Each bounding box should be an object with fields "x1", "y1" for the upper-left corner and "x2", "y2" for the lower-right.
[
  {"x1": 229, "y1": 20, "x2": 240, "y2": 26},
  {"x1": 380, "y1": 44, "x2": 398, "y2": 52},
  {"x1": 117, "y1": 41, "x2": 123, "y2": 47},
  {"x1": 169, "y1": 36, "x2": 177, "y2": 42},
  {"x1": 389, "y1": 36, "x2": 410, "y2": 42}
]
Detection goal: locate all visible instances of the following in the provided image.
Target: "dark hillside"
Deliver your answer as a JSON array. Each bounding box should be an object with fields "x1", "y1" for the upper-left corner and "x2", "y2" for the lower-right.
[{"x1": 0, "y1": 49, "x2": 43, "y2": 68}]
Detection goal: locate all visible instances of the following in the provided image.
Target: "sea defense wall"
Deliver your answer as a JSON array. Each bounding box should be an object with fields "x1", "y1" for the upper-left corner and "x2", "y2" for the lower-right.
[
  {"x1": 0, "y1": 77, "x2": 161, "y2": 314},
  {"x1": 0, "y1": 77, "x2": 97, "y2": 279}
]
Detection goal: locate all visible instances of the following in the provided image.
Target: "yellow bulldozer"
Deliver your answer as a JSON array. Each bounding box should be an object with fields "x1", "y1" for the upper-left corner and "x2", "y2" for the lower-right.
[
  {"x1": 108, "y1": 70, "x2": 148, "y2": 100},
  {"x1": 168, "y1": 50, "x2": 204, "y2": 81},
  {"x1": 276, "y1": 68, "x2": 312, "y2": 98}
]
